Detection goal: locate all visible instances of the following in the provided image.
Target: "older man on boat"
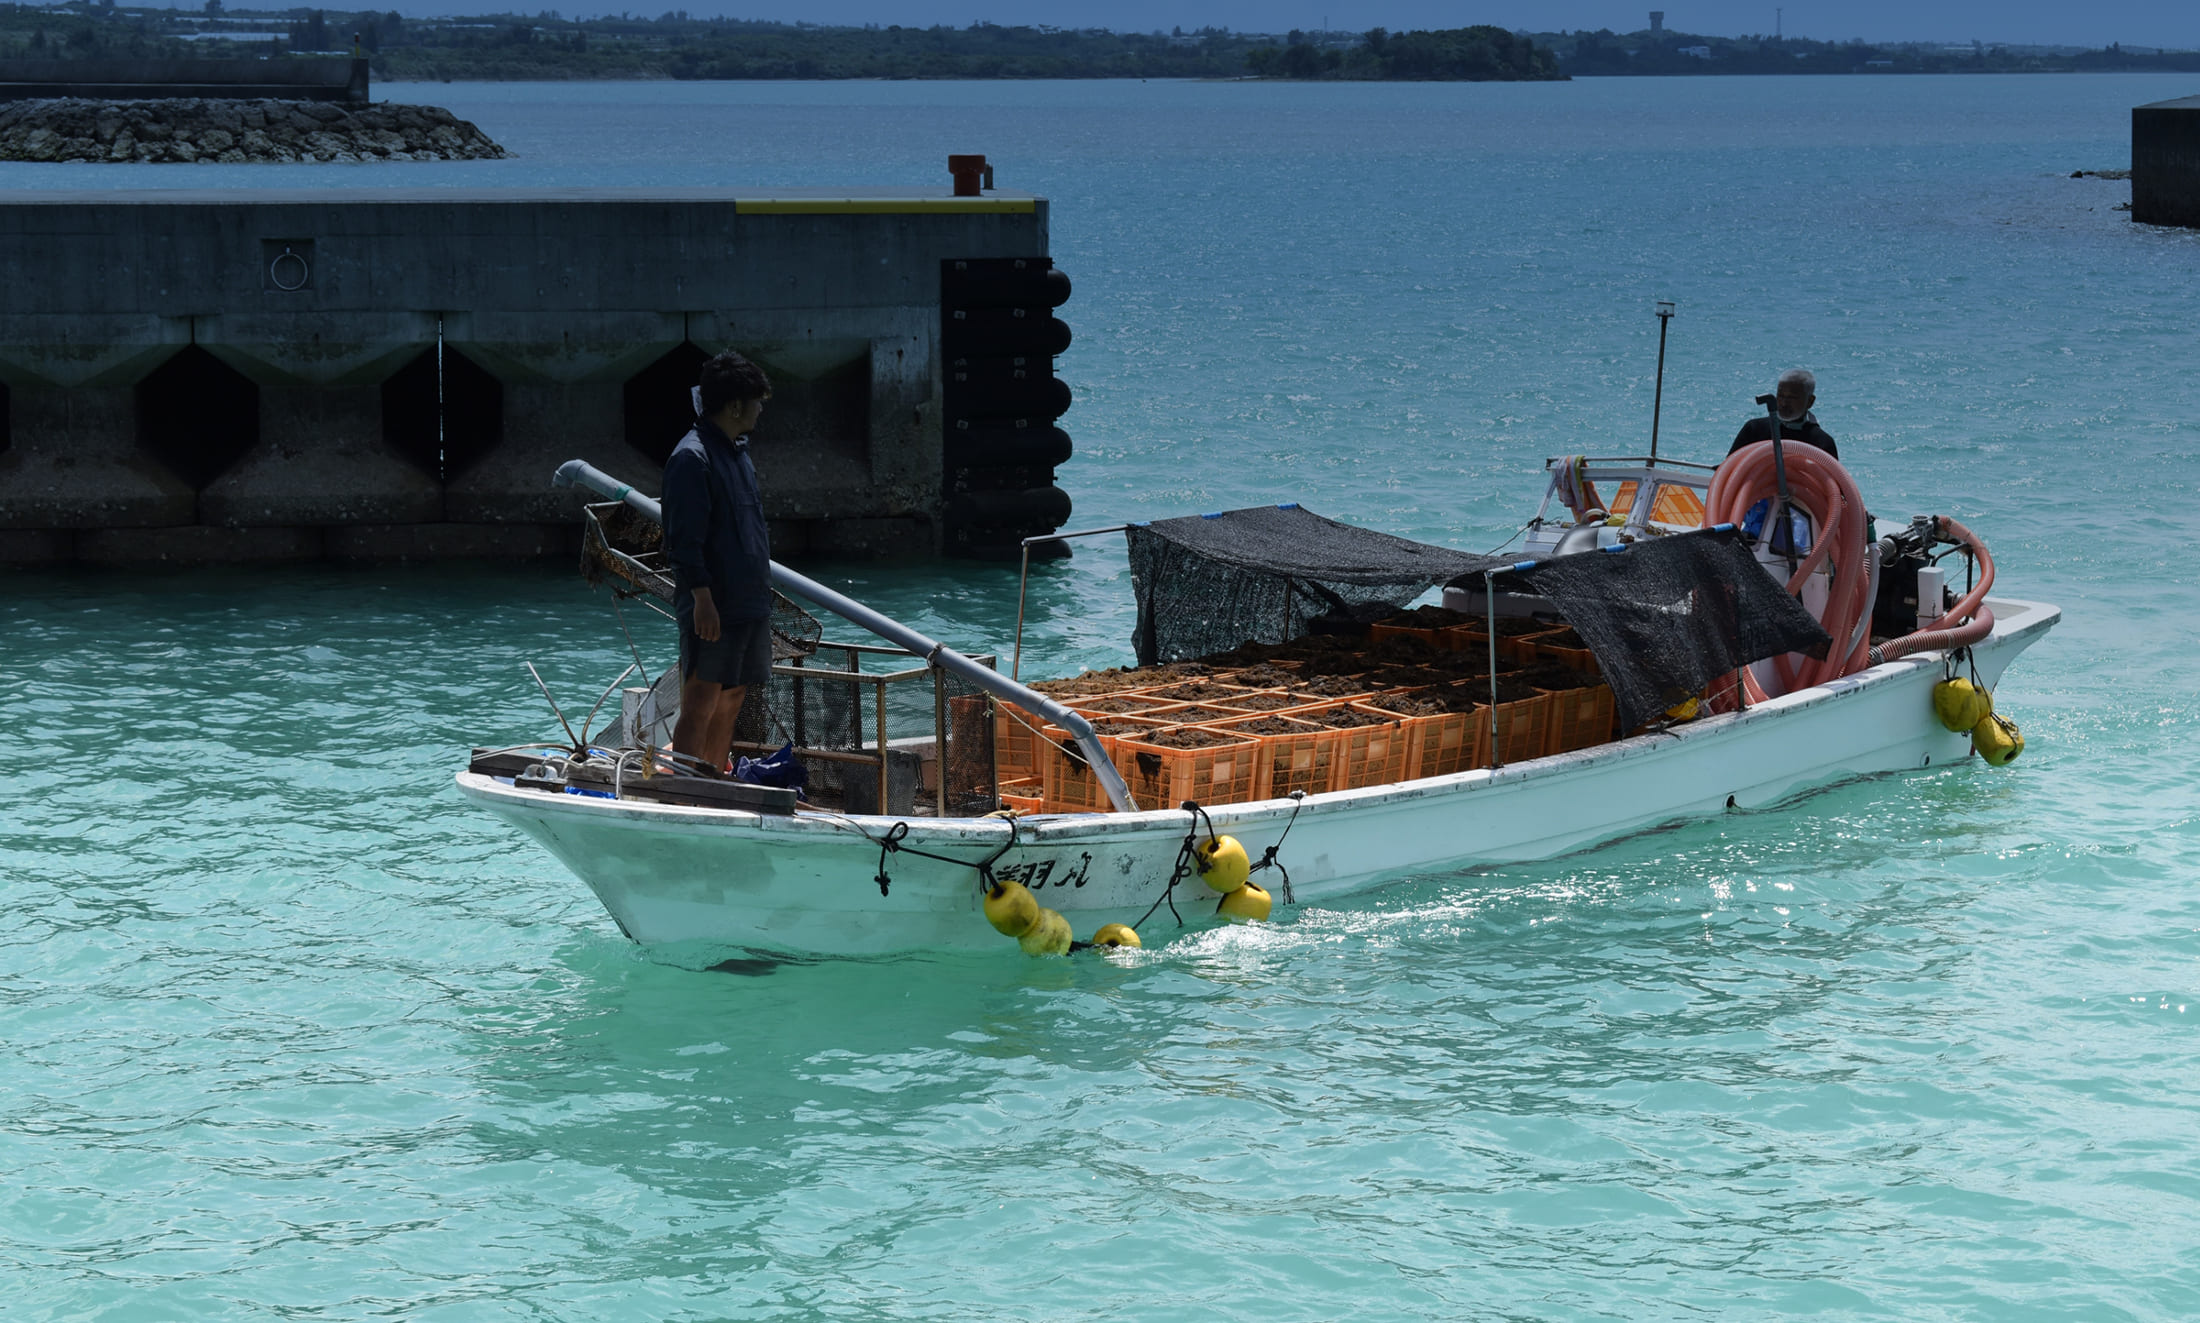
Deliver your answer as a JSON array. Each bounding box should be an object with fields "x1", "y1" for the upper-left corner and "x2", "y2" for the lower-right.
[
  {"x1": 662, "y1": 350, "x2": 774, "y2": 772},
  {"x1": 1729, "y1": 368, "x2": 1839, "y2": 459}
]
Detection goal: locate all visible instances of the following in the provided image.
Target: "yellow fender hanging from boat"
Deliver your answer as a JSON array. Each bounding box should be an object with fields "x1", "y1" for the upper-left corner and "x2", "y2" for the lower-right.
[
  {"x1": 1195, "y1": 835, "x2": 1251, "y2": 894},
  {"x1": 1933, "y1": 677, "x2": 1993, "y2": 732},
  {"x1": 1973, "y1": 711, "x2": 2025, "y2": 766}
]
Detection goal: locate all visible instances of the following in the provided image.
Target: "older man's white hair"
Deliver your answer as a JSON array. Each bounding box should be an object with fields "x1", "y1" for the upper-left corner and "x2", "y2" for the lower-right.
[{"x1": 1777, "y1": 368, "x2": 1816, "y2": 395}]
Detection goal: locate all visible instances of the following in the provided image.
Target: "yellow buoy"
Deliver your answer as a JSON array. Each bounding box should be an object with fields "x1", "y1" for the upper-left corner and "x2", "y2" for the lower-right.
[
  {"x1": 1195, "y1": 835, "x2": 1251, "y2": 894},
  {"x1": 983, "y1": 879, "x2": 1040, "y2": 937},
  {"x1": 1972, "y1": 711, "x2": 2025, "y2": 766},
  {"x1": 1216, "y1": 883, "x2": 1272, "y2": 923},
  {"x1": 1018, "y1": 907, "x2": 1073, "y2": 956},
  {"x1": 1933, "y1": 677, "x2": 1992, "y2": 732},
  {"x1": 1089, "y1": 922, "x2": 1142, "y2": 949}
]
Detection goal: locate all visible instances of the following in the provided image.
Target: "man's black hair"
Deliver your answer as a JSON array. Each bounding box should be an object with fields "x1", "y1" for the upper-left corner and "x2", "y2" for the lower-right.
[{"x1": 697, "y1": 350, "x2": 772, "y2": 417}]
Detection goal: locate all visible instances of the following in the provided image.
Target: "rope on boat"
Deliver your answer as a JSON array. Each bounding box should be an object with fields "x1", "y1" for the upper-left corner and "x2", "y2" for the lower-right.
[
  {"x1": 1247, "y1": 792, "x2": 1304, "y2": 906},
  {"x1": 1126, "y1": 793, "x2": 1306, "y2": 932},
  {"x1": 850, "y1": 814, "x2": 1021, "y2": 898}
]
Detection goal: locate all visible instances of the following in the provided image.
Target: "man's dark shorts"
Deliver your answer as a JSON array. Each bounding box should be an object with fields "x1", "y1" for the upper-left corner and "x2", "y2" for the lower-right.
[{"x1": 680, "y1": 617, "x2": 773, "y2": 688}]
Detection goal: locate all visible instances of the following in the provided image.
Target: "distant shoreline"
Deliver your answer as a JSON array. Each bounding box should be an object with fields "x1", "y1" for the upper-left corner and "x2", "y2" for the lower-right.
[{"x1": 4, "y1": 10, "x2": 2193, "y2": 85}]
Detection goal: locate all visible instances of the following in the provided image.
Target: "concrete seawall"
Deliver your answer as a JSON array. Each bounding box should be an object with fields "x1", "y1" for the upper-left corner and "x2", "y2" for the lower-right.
[{"x1": 0, "y1": 187, "x2": 1063, "y2": 564}]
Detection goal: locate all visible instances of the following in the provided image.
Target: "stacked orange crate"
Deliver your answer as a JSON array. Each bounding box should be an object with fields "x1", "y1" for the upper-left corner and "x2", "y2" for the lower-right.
[
  {"x1": 1539, "y1": 682, "x2": 1617, "y2": 756},
  {"x1": 1113, "y1": 727, "x2": 1263, "y2": 809},
  {"x1": 1464, "y1": 678, "x2": 1553, "y2": 765},
  {"x1": 1206, "y1": 713, "x2": 1343, "y2": 798},
  {"x1": 1316, "y1": 705, "x2": 1415, "y2": 789},
  {"x1": 1038, "y1": 716, "x2": 1164, "y2": 812},
  {"x1": 1529, "y1": 626, "x2": 1600, "y2": 677},
  {"x1": 995, "y1": 701, "x2": 1046, "y2": 783},
  {"x1": 997, "y1": 778, "x2": 1046, "y2": 814},
  {"x1": 1368, "y1": 621, "x2": 1443, "y2": 648},
  {"x1": 1357, "y1": 689, "x2": 1489, "y2": 779},
  {"x1": 1437, "y1": 619, "x2": 1568, "y2": 663}
]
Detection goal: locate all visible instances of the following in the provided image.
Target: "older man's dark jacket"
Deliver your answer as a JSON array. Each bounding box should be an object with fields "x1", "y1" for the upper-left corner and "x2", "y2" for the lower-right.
[
  {"x1": 1729, "y1": 415, "x2": 1838, "y2": 460},
  {"x1": 661, "y1": 418, "x2": 772, "y2": 625}
]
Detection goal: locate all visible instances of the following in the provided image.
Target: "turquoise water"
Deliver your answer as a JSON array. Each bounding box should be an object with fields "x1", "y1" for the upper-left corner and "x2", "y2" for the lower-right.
[{"x1": 7, "y1": 77, "x2": 2200, "y2": 1318}]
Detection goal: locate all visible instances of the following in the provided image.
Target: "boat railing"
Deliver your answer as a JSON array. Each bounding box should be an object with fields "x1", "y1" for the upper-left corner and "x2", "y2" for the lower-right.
[{"x1": 552, "y1": 458, "x2": 1139, "y2": 814}]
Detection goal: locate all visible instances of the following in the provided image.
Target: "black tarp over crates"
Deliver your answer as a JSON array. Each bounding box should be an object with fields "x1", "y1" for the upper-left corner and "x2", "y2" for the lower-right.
[{"x1": 939, "y1": 256, "x2": 1075, "y2": 559}]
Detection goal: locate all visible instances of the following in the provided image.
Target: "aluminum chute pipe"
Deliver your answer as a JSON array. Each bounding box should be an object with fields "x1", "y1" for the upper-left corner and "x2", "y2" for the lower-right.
[
  {"x1": 556, "y1": 458, "x2": 663, "y2": 524},
  {"x1": 552, "y1": 458, "x2": 1139, "y2": 812}
]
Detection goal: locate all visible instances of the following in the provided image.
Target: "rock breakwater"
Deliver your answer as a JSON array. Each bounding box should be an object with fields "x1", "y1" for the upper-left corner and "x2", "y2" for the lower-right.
[{"x1": 0, "y1": 98, "x2": 506, "y2": 163}]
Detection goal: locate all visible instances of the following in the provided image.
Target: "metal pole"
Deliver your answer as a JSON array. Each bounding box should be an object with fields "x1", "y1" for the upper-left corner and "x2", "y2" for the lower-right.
[
  {"x1": 1011, "y1": 540, "x2": 1032, "y2": 681},
  {"x1": 1013, "y1": 524, "x2": 1127, "y2": 683},
  {"x1": 932, "y1": 667, "x2": 949, "y2": 816},
  {"x1": 1484, "y1": 570, "x2": 1504, "y2": 770},
  {"x1": 552, "y1": 460, "x2": 1140, "y2": 812},
  {"x1": 875, "y1": 678, "x2": 890, "y2": 814},
  {"x1": 1650, "y1": 301, "x2": 1674, "y2": 463}
]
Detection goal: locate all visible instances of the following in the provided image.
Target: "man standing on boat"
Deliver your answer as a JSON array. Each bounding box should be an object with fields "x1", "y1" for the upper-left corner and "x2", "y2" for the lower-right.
[
  {"x1": 1728, "y1": 368, "x2": 1839, "y2": 459},
  {"x1": 662, "y1": 350, "x2": 774, "y2": 772}
]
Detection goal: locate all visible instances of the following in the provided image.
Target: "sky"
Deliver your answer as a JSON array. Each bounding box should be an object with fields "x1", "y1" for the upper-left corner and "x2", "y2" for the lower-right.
[{"x1": 438, "y1": 2, "x2": 2200, "y2": 49}]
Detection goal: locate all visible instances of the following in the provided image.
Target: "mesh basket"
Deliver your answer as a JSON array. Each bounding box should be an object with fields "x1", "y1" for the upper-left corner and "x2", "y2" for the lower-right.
[{"x1": 734, "y1": 644, "x2": 1000, "y2": 817}]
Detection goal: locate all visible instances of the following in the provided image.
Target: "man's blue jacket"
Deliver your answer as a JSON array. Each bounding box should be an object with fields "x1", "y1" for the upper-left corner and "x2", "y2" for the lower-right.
[{"x1": 661, "y1": 419, "x2": 772, "y2": 625}]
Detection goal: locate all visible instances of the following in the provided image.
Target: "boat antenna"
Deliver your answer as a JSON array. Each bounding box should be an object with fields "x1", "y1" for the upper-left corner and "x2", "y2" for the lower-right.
[
  {"x1": 524, "y1": 661, "x2": 586, "y2": 753},
  {"x1": 1650, "y1": 300, "x2": 1674, "y2": 463}
]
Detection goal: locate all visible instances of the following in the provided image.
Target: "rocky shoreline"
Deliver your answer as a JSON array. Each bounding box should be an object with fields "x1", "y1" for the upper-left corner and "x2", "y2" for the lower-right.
[{"x1": 0, "y1": 98, "x2": 506, "y2": 164}]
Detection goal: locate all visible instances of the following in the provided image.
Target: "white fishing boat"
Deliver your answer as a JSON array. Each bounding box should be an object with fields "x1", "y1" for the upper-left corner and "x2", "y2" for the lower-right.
[{"x1": 456, "y1": 448, "x2": 2056, "y2": 957}]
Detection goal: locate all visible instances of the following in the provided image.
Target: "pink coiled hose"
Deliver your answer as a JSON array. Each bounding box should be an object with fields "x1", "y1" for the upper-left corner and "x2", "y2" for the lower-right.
[{"x1": 1702, "y1": 444, "x2": 1994, "y2": 706}]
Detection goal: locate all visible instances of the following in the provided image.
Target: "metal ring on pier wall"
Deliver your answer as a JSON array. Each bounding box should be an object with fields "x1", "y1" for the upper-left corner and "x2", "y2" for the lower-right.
[{"x1": 268, "y1": 248, "x2": 310, "y2": 292}]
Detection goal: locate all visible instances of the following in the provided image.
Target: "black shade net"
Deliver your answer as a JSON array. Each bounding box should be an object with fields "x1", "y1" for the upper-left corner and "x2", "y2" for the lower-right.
[
  {"x1": 1128, "y1": 504, "x2": 1509, "y2": 665},
  {"x1": 1479, "y1": 526, "x2": 1832, "y2": 732}
]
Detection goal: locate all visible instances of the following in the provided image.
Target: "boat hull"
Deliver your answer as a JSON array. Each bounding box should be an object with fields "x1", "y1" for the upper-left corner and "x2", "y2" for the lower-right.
[{"x1": 456, "y1": 597, "x2": 2058, "y2": 956}]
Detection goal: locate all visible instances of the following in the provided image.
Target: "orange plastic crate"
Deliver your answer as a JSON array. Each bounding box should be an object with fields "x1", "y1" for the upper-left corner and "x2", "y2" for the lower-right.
[
  {"x1": 1147, "y1": 702, "x2": 1263, "y2": 729},
  {"x1": 1328, "y1": 706, "x2": 1415, "y2": 789},
  {"x1": 1114, "y1": 730, "x2": 1263, "y2": 809},
  {"x1": 1480, "y1": 690, "x2": 1553, "y2": 765},
  {"x1": 997, "y1": 777, "x2": 1046, "y2": 815},
  {"x1": 1438, "y1": 622, "x2": 1567, "y2": 662},
  {"x1": 1538, "y1": 683, "x2": 1617, "y2": 756},
  {"x1": 1064, "y1": 693, "x2": 1190, "y2": 718},
  {"x1": 995, "y1": 702, "x2": 1046, "y2": 782},
  {"x1": 1138, "y1": 677, "x2": 1278, "y2": 707},
  {"x1": 1368, "y1": 622, "x2": 1442, "y2": 647},
  {"x1": 1205, "y1": 713, "x2": 1342, "y2": 799},
  {"x1": 1529, "y1": 630, "x2": 1601, "y2": 676},
  {"x1": 1038, "y1": 718, "x2": 1160, "y2": 812},
  {"x1": 1358, "y1": 692, "x2": 1489, "y2": 778}
]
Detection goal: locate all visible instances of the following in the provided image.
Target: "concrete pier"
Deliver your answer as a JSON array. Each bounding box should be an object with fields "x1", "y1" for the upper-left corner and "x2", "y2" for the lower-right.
[
  {"x1": 0, "y1": 187, "x2": 1066, "y2": 564},
  {"x1": 2133, "y1": 96, "x2": 2200, "y2": 228},
  {"x1": 0, "y1": 57, "x2": 368, "y2": 104}
]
